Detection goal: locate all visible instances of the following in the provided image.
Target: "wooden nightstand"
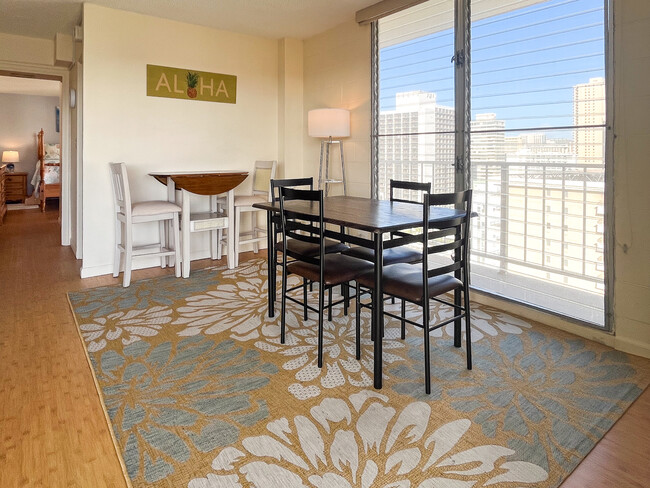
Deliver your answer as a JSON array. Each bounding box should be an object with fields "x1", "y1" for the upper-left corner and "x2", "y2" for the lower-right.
[{"x1": 5, "y1": 171, "x2": 27, "y2": 203}]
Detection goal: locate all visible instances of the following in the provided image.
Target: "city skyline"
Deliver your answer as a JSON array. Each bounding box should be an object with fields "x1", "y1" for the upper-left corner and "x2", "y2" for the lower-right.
[{"x1": 379, "y1": 0, "x2": 605, "y2": 131}]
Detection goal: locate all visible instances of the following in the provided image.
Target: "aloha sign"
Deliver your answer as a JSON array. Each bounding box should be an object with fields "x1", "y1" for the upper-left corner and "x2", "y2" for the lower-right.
[{"x1": 146, "y1": 64, "x2": 237, "y2": 104}]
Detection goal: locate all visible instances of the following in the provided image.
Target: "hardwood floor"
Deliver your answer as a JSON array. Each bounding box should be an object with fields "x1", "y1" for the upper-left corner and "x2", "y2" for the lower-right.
[{"x1": 0, "y1": 206, "x2": 648, "y2": 487}]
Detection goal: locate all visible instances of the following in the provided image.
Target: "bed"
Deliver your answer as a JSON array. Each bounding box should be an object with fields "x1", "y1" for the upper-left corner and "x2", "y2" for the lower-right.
[{"x1": 30, "y1": 129, "x2": 61, "y2": 212}]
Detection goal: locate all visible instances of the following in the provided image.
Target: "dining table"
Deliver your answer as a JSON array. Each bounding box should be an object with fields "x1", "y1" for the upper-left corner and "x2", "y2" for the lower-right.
[
  {"x1": 253, "y1": 195, "x2": 466, "y2": 389},
  {"x1": 150, "y1": 170, "x2": 248, "y2": 276}
]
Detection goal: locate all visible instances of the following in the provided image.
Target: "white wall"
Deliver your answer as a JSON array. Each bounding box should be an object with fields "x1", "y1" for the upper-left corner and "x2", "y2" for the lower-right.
[
  {"x1": 611, "y1": 0, "x2": 650, "y2": 358},
  {"x1": 303, "y1": 21, "x2": 372, "y2": 197},
  {"x1": 81, "y1": 4, "x2": 279, "y2": 277},
  {"x1": 0, "y1": 32, "x2": 54, "y2": 66},
  {"x1": 0, "y1": 92, "x2": 60, "y2": 193},
  {"x1": 278, "y1": 38, "x2": 305, "y2": 179}
]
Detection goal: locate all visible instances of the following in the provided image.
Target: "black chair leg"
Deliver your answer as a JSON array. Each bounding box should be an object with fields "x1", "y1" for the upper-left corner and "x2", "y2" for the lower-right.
[
  {"x1": 355, "y1": 282, "x2": 361, "y2": 360},
  {"x1": 369, "y1": 290, "x2": 376, "y2": 342},
  {"x1": 463, "y1": 283, "x2": 472, "y2": 370},
  {"x1": 423, "y1": 302, "x2": 431, "y2": 394},
  {"x1": 303, "y1": 278, "x2": 308, "y2": 321},
  {"x1": 318, "y1": 280, "x2": 325, "y2": 368},
  {"x1": 328, "y1": 287, "x2": 333, "y2": 322},
  {"x1": 343, "y1": 283, "x2": 349, "y2": 316},
  {"x1": 281, "y1": 264, "x2": 288, "y2": 344},
  {"x1": 400, "y1": 299, "x2": 406, "y2": 339}
]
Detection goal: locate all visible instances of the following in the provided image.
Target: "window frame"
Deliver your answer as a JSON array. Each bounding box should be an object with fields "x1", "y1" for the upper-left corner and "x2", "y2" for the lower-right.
[{"x1": 370, "y1": 0, "x2": 614, "y2": 331}]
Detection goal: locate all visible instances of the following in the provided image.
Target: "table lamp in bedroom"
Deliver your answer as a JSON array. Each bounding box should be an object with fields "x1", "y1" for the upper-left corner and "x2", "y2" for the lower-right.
[{"x1": 2, "y1": 150, "x2": 19, "y2": 171}]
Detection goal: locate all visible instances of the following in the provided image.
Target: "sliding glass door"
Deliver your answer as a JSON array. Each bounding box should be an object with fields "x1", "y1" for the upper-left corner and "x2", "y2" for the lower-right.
[{"x1": 374, "y1": 0, "x2": 609, "y2": 328}]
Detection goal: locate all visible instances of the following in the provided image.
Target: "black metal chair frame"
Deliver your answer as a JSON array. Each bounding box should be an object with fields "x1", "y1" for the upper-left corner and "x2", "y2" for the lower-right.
[
  {"x1": 279, "y1": 187, "x2": 364, "y2": 368},
  {"x1": 355, "y1": 190, "x2": 473, "y2": 394},
  {"x1": 348, "y1": 178, "x2": 433, "y2": 314}
]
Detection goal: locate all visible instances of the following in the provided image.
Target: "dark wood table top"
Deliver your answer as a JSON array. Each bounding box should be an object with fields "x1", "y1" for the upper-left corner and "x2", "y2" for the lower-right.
[
  {"x1": 150, "y1": 170, "x2": 248, "y2": 196},
  {"x1": 254, "y1": 195, "x2": 464, "y2": 234}
]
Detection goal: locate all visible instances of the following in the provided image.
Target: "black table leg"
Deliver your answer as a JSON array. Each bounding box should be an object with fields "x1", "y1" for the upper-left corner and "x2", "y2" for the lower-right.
[
  {"x1": 266, "y1": 210, "x2": 275, "y2": 318},
  {"x1": 373, "y1": 233, "x2": 384, "y2": 389}
]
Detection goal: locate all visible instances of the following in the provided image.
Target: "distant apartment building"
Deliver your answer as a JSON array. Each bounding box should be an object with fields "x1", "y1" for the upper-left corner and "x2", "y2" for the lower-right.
[
  {"x1": 378, "y1": 90, "x2": 455, "y2": 198},
  {"x1": 470, "y1": 80, "x2": 605, "y2": 302},
  {"x1": 471, "y1": 113, "x2": 506, "y2": 165},
  {"x1": 574, "y1": 77, "x2": 606, "y2": 165}
]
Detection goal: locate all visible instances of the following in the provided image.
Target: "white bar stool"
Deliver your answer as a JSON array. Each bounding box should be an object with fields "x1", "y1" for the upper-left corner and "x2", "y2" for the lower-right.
[
  {"x1": 110, "y1": 162, "x2": 181, "y2": 287},
  {"x1": 217, "y1": 160, "x2": 276, "y2": 267}
]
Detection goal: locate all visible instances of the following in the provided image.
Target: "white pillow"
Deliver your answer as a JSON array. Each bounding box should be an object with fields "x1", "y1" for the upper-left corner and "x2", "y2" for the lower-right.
[{"x1": 44, "y1": 143, "x2": 60, "y2": 159}]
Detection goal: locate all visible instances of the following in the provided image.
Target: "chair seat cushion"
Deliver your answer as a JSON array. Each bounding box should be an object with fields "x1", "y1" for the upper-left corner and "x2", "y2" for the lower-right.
[
  {"x1": 132, "y1": 201, "x2": 181, "y2": 216},
  {"x1": 357, "y1": 263, "x2": 462, "y2": 303},
  {"x1": 343, "y1": 246, "x2": 422, "y2": 265},
  {"x1": 234, "y1": 194, "x2": 267, "y2": 207},
  {"x1": 277, "y1": 238, "x2": 348, "y2": 258},
  {"x1": 288, "y1": 254, "x2": 374, "y2": 287}
]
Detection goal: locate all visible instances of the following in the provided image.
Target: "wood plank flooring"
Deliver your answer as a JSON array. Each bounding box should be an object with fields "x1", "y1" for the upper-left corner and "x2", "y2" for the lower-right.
[{"x1": 0, "y1": 206, "x2": 648, "y2": 487}]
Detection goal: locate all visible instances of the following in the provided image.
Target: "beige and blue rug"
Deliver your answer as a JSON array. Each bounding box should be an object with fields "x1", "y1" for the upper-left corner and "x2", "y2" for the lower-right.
[{"x1": 68, "y1": 259, "x2": 650, "y2": 488}]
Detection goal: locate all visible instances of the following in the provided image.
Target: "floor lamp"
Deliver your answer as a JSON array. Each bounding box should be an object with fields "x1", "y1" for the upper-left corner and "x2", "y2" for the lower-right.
[{"x1": 308, "y1": 108, "x2": 350, "y2": 196}]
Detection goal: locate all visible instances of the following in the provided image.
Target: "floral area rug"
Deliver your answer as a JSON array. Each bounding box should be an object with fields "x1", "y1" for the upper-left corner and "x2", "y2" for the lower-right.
[{"x1": 68, "y1": 258, "x2": 650, "y2": 488}]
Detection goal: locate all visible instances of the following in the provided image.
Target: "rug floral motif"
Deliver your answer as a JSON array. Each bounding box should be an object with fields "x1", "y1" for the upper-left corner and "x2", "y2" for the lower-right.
[{"x1": 68, "y1": 258, "x2": 650, "y2": 488}]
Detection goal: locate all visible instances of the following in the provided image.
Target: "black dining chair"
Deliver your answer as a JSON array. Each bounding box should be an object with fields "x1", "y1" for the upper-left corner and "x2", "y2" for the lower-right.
[
  {"x1": 270, "y1": 177, "x2": 349, "y2": 319},
  {"x1": 343, "y1": 179, "x2": 431, "y2": 265},
  {"x1": 355, "y1": 190, "x2": 473, "y2": 394},
  {"x1": 343, "y1": 179, "x2": 432, "y2": 329},
  {"x1": 279, "y1": 187, "x2": 373, "y2": 368}
]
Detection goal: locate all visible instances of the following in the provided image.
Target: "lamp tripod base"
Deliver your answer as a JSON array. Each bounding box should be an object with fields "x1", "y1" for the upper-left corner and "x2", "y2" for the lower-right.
[{"x1": 318, "y1": 138, "x2": 347, "y2": 196}]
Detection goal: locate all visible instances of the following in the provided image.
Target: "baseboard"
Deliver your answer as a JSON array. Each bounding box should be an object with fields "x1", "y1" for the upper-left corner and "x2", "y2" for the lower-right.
[
  {"x1": 80, "y1": 263, "x2": 114, "y2": 279},
  {"x1": 470, "y1": 290, "x2": 616, "y2": 349},
  {"x1": 78, "y1": 241, "x2": 269, "y2": 279},
  {"x1": 615, "y1": 336, "x2": 650, "y2": 360}
]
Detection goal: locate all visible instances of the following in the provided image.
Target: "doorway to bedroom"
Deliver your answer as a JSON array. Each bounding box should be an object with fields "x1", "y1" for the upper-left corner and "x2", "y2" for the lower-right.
[{"x1": 0, "y1": 73, "x2": 62, "y2": 220}]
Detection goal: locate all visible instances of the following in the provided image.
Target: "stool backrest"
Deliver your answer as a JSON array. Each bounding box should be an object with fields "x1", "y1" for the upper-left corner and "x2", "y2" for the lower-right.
[
  {"x1": 252, "y1": 160, "x2": 277, "y2": 200},
  {"x1": 109, "y1": 162, "x2": 131, "y2": 217}
]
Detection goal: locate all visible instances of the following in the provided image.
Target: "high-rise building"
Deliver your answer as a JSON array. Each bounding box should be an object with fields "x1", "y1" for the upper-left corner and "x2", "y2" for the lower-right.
[
  {"x1": 574, "y1": 77, "x2": 606, "y2": 166},
  {"x1": 378, "y1": 90, "x2": 455, "y2": 197},
  {"x1": 470, "y1": 113, "x2": 506, "y2": 166}
]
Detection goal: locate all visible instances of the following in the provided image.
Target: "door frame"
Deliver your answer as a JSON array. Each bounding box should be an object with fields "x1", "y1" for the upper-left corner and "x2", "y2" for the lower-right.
[{"x1": 0, "y1": 61, "x2": 72, "y2": 247}]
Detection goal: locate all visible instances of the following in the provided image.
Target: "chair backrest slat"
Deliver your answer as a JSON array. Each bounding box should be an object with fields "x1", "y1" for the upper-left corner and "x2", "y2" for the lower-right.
[
  {"x1": 390, "y1": 179, "x2": 432, "y2": 204},
  {"x1": 270, "y1": 177, "x2": 315, "y2": 228},
  {"x1": 109, "y1": 162, "x2": 131, "y2": 216},
  {"x1": 422, "y1": 190, "x2": 472, "y2": 284},
  {"x1": 252, "y1": 160, "x2": 277, "y2": 200},
  {"x1": 271, "y1": 177, "x2": 314, "y2": 204},
  {"x1": 279, "y1": 186, "x2": 324, "y2": 266}
]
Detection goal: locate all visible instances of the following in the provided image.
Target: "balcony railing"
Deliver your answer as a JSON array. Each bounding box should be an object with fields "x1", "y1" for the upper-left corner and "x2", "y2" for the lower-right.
[{"x1": 378, "y1": 158, "x2": 605, "y2": 291}]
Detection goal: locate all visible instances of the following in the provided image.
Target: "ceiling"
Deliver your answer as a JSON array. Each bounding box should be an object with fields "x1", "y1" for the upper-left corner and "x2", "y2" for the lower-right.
[
  {"x1": 0, "y1": 75, "x2": 61, "y2": 97},
  {"x1": 0, "y1": 0, "x2": 378, "y2": 41}
]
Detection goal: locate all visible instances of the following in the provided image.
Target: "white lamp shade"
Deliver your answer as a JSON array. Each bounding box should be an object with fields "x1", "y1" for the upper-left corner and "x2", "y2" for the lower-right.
[
  {"x1": 2, "y1": 150, "x2": 19, "y2": 163},
  {"x1": 308, "y1": 108, "x2": 350, "y2": 138}
]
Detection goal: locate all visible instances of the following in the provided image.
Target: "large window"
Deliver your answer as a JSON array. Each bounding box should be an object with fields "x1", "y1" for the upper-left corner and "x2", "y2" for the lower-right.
[
  {"x1": 377, "y1": 1, "x2": 457, "y2": 199},
  {"x1": 374, "y1": 0, "x2": 609, "y2": 327}
]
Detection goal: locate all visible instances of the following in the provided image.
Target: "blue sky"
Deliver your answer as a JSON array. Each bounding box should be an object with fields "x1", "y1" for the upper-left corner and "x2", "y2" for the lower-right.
[{"x1": 379, "y1": 0, "x2": 605, "y2": 133}]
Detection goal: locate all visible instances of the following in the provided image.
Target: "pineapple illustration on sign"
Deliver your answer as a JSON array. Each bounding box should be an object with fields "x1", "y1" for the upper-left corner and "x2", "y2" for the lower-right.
[{"x1": 186, "y1": 71, "x2": 199, "y2": 98}]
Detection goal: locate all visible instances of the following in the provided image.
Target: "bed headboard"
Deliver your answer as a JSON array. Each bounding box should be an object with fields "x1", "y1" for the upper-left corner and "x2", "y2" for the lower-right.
[{"x1": 37, "y1": 128, "x2": 44, "y2": 161}]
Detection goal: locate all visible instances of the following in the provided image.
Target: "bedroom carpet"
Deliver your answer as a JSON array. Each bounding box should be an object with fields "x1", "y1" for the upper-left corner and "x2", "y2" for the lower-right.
[{"x1": 67, "y1": 258, "x2": 650, "y2": 488}]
